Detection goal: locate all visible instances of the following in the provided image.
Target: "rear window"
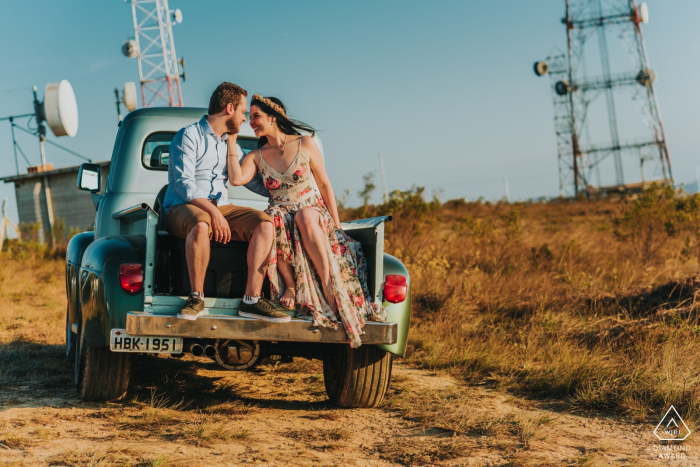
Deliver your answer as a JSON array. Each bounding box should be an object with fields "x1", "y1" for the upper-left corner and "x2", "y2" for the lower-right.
[
  {"x1": 142, "y1": 133, "x2": 259, "y2": 171},
  {"x1": 143, "y1": 133, "x2": 175, "y2": 170}
]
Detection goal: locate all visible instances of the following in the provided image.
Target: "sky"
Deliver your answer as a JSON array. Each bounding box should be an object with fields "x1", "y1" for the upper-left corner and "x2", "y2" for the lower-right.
[{"x1": 1, "y1": 0, "x2": 700, "y2": 227}]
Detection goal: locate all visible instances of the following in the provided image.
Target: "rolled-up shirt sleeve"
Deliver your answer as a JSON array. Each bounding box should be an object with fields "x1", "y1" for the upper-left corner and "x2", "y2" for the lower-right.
[{"x1": 170, "y1": 129, "x2": 209, "y2": 202}]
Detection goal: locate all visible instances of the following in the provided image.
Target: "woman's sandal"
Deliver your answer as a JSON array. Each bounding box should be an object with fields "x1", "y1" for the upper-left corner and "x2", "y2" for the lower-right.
[{"x1": 280, "y1": 287, "x2": 296, "y2": 310}]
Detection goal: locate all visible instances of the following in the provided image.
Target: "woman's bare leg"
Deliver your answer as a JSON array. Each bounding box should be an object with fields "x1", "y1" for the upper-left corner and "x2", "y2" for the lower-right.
[
  {"x1": 277, "y1": 256, "x2": 296, "y2": 308},
  {"x1": 294, "y1": 208, "x2": 334, "y2": 309}
]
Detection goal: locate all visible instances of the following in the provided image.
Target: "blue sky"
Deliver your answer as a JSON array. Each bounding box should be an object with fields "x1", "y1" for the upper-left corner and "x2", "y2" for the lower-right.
[{"x1": 1, "y1": 0, "x2": 699, "y2": 225}]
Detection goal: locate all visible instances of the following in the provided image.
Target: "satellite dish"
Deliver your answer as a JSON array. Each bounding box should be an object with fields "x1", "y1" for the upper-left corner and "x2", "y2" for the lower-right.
[
  {"x1": 534, "y1": 61, "x2": 549, "y2": 76},
  {"x1": 172, "y1": 9, "x2": 183, "y2": 24},
  {"x1": 640, "y1": 3, "x2": 649, "y2": 23},
  {"x1": 43, "y1": 80, "x2": 78, "y2": 137},
  {"x1": 122, "y1": 40, "x2": 138, "y2": 58},
  {"x1": 636, "y1": 68, "x2": 656, "y2": 86},
  {"x1": 123, "y1": 82, "x2": 137, "y2": 112},
  {"x1": 555, "y1": 80, "x2": 571, "y2": 96}
]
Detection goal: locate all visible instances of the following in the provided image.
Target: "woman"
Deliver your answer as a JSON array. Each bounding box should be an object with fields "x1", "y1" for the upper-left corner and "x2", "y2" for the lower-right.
[{"x1": 227, "y1": 94, "x2": 386, "y2": 348}]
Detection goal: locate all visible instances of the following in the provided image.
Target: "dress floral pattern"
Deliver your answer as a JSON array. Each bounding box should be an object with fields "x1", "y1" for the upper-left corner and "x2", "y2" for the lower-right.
[{"x1": 258, "y1": 144, "x2": 387, "y2": 348}]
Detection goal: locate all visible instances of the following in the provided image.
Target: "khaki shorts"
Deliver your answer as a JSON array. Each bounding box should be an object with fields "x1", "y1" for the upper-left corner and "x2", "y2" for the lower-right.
[{"x1": 163, "y1": 203, "x2": 272, "y2": 242}]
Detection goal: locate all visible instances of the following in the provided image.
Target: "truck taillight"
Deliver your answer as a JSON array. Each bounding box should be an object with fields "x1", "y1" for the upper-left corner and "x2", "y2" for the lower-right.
[
  {"x1": 119, "y1": 264, "x2": 143, "y2": 294},
  {"x1": 384, "y1": 275, "x2": 407, "y2": 303}
]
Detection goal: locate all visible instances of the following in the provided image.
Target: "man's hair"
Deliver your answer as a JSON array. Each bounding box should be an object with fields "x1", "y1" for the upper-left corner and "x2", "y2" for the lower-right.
[{"x1": 208, "y1": 82, "x2": 248, "y2": 115}]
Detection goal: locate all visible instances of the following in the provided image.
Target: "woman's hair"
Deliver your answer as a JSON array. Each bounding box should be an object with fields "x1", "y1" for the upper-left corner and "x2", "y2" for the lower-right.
[{"x1": 252, "y1": 96, "x2": 316, "y2": 148}]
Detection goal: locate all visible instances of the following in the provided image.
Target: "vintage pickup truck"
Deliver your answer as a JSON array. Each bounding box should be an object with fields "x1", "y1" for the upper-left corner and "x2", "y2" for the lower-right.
[{"x1": 65, "y1": 107, "x2": 410, "y2": 408}]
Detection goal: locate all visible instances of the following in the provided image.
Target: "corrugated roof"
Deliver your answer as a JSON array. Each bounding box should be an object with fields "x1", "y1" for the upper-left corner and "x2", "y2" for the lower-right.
[{"x1": 1, "y1": 160, "x2": 111, "y2": 183}]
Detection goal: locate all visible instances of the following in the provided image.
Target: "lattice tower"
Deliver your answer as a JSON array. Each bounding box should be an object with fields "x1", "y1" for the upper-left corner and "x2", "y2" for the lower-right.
[
  {"x1": 128, "y1": 0, "x2": 183, "y2": 107},
  {"x1": 536, "y1": 0, "x2": 671, "y2": 197}
]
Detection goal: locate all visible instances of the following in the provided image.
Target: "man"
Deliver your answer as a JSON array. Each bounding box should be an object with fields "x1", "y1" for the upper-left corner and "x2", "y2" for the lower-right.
[{"x1": 161, "y1": 82, "x2": 291, "y2": 323}]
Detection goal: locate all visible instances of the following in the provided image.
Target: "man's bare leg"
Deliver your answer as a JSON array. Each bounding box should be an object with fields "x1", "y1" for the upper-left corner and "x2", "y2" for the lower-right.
[
  {"x1": 185, "y1": 221, "x2": 210, "y2": 294},
  {"x1": 245, "y1": 221, "x2": 274, "y2": 297}
]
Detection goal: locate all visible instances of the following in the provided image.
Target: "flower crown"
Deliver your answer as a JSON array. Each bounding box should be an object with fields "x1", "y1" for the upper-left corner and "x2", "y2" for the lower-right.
[{"x1": 252, "y1": 94, "x2": 287, "y2": 118}]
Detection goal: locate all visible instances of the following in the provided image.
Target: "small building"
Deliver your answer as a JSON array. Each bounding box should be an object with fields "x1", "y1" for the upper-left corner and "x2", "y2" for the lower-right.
[{"x1": 1, "y1": 161, "x2": 110, "y2": 242}]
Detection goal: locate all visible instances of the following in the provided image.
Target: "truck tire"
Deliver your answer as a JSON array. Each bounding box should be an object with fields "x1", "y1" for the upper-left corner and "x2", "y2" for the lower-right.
[
  {"x1": 76, "y1": 330, "x2": 132, "y2": 402},
  {"x1": 323, "y1": 344, "x2": 392, "y2": 408},
  {"x1": 65, "y1": 306, "x2": 75, "y2": 360}
]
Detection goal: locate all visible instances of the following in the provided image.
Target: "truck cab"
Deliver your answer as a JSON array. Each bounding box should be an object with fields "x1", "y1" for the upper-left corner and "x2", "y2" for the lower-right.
[{"x1": 66, "y1": 107, "x2": 411, "y2": 407}]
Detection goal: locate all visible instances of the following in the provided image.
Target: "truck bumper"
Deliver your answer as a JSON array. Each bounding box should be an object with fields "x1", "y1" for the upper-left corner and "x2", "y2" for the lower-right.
[{"x1": 125, "y1": 312, "x2": 398, "y2": 345}]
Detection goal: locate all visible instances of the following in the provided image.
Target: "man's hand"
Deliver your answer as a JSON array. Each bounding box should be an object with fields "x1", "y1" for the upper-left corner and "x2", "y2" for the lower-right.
[
  {"x1": 190, "y1": 198, "x2": 231, "y2": 244},
  {"x1": 211, "y1": 208, "x2": 231, "y2": 244}
]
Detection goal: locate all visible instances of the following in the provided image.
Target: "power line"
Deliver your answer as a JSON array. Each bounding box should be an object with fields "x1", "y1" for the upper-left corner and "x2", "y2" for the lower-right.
[{"x1": 11, "y1": 123, "x2": 91, "y2": 162}]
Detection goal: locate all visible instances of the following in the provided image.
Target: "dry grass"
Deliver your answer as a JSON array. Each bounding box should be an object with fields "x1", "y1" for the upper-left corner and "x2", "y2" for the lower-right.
[
  {"x1": 342, "y1": 185, "x2": 700, "y2": 425},
  {"x1": 0, "y1": 242, "x2": 69, "y2": 394},
  {"x1": 47, "y1": 448, "x2": 171, "y2": 467},
  {"x1": 284, "y1": 427, "x2": 352, "y2": 451},
  {"x1": 375, "y1": 437, "x2": 473, "y2": 466}
]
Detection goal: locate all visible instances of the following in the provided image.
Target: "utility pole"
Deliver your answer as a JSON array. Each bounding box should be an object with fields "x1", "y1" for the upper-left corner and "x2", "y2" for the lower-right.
[
  {"x1": 33, "y1": 86, "x2": 55, "y2": 246},
  {"x1": 115, "y1": 88, "x2": 123, "y2": 121},
  {"x1": 504, "y1": 176, "x2": 510, "y2": 202}
]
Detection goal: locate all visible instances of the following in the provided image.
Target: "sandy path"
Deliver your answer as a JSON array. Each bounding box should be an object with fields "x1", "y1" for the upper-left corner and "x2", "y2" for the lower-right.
[{"x1": 0, "y1": 349, "x2": 687, "y2": 466}]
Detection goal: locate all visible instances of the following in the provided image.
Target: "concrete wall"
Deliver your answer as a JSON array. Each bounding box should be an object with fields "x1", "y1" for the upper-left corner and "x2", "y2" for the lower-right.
[{"x1": 12, "y1": 165, "x2": 110, "y2": 239}]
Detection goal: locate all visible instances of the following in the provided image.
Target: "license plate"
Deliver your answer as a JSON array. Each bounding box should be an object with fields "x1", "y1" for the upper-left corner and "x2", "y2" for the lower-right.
[{"x1": 110, "y1": 329, "x2": 183, "y2": 354}]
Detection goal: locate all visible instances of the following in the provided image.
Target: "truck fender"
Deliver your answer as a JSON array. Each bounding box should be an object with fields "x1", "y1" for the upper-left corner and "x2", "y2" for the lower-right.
[
  {"x1": 66, "y1": 232, "x2": 94, "y2": 328},
  {"x1": 80, "y1": 235, "x2": 145, "y2": 348},
  {"x1": 377, "y1": 253, "x2": 411, "y2": 357}
]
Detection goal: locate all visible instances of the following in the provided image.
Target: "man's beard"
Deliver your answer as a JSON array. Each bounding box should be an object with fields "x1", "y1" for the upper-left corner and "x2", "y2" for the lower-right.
[{"x1": 225, "y1": 116, "x2": 240, "y2": 134}]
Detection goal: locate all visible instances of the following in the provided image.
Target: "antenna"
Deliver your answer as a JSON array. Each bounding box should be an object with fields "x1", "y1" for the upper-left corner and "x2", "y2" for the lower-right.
[
  {"x1": 0, "y1": 80, "x2": 87, "y2": 246},
  {"x1": 378, "y1": 153, "x2": 388, "y2": 203},
  {"x1": 122, "y1": 0, "x2": 185, "y2": 107},
  {"x1": 534, "y1": 1, "x2": 670, "y2": 197},
  {"x1": 114, "y1": 82, "x2": 138, "y2": 121}
]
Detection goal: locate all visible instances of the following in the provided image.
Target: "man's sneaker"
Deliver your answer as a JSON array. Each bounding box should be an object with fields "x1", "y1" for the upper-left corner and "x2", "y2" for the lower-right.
[
  {"x1": 177, "y1": 294, "x2": 205, "y2": 320},
  {"x1": 239, "y1": 298, "x2": 292, "y2": 323}
]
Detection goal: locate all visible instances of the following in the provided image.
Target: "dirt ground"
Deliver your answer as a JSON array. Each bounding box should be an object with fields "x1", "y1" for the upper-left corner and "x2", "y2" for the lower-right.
[
  {"x1": 0, "y1": 349, "x2": 690, "y2": 467},
  {"x1": 0, "y1": 257, "x2": 695, "y2": 466}
]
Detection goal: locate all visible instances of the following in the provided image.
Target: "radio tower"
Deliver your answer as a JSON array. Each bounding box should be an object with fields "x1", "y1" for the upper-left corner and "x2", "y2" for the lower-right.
[
  {"x1": 122, "y1": 0, "x2": 184, "y2": 108},
  {"x1": 534, "y1": 0, "x2": 671, "y2": 197}
]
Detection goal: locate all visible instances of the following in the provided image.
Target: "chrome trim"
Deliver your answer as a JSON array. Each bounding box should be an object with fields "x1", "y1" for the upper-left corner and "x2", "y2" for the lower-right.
[{"x1": 126, "y1": 312, "x2": 397, "y2": 345}]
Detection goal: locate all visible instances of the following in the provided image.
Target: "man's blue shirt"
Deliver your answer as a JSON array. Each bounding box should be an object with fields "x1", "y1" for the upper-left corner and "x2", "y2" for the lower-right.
[{"x1": 162, "y1": 115, "x2": 269, "y2": 214}]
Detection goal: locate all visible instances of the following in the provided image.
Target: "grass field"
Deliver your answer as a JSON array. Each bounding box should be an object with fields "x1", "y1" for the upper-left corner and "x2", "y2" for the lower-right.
[
  {"x1": 342, "y1": 184, "x2": 700, "y2": 428},
  {"x1": 1, "y1": 185, "x2": 698, "y2": 464}
]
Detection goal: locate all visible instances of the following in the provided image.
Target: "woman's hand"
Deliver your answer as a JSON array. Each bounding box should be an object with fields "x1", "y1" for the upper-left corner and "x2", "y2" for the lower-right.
[{"x1": 338, "y1": 228, "x2": 354, "y2": 243}]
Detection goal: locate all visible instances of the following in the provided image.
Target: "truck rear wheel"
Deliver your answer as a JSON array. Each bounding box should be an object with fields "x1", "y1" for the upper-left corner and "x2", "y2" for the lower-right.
[
  {"x1": 323, "y1": 344, "x2": 392, "y2": 408},
  {"x1": 65, "y1": 306, "x2": 75, "y2": 360},
  {"x1": 76, "y1": 330, "x2": 132, "y2": 401}
]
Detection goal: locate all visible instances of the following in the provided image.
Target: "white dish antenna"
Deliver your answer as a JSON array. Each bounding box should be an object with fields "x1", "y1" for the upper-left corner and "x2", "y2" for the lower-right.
[
  {"x1": 122, "y1": 39, "x2": 138, "y2": 58},
  {"x1": 41, "y1": 80, "x2": 79, "y2": 137},
  {"x1": 172, "y1": 8, "x2": 183, "y2": 24},
  {"x1": 123, "y1": 82, "x2": 138, "y2": 112},
  {"x1": 640, "y1": 3, "x2": 649, "y2": 23}
]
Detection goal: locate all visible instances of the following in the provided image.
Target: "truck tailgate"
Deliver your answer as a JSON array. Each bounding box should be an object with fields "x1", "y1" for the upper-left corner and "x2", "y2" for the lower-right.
[{"x1": 126, "y1": 312, "x2": 397, "y2": 344}]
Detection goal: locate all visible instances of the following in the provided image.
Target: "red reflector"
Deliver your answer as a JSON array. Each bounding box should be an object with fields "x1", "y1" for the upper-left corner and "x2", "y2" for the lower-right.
[
  {"x1": 384, "y1": 274, "x2": 407, "y2": 304},
  {"x1": 386, "y1": 275, "x2": 406, "y2": 286},
  {"x1": 119, "y1": 263, "x2": 144, "y2": 294}
]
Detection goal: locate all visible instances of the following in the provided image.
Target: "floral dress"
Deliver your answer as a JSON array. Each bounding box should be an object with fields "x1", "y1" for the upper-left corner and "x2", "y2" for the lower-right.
[{"x1": 258, "y1": 141, "x2": 387, "y2": 348}]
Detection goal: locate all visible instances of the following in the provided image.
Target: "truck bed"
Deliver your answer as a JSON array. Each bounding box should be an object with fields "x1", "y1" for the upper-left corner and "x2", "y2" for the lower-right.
[{"x1": 113, "y1": 203, "x2": 396, "y2": 345}]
